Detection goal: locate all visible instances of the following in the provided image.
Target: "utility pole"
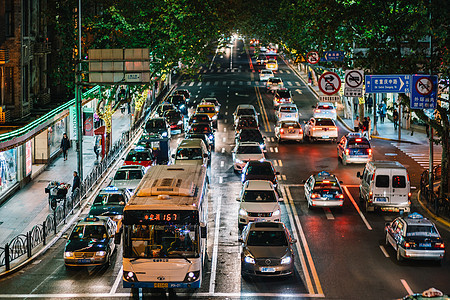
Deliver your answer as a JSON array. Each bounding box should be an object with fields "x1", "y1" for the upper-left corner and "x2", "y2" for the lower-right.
[
  {"x1": 428, "y1": 0, "x2": 434, "y2": 204},
  {"x1": 75, "y1": 0, "x2": 83, "y2": 180},
  {"x1": 398, "y1": 102, "x2": 402, "y2": 141}
]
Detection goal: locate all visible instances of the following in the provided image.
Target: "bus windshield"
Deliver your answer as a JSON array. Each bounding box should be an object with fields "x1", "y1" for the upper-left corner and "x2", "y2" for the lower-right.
[{"x1": 128, "y1": 224, "x2": 199, "y2": 258}]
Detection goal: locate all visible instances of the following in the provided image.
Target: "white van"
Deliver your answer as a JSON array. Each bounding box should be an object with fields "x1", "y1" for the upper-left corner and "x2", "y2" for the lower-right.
[
  {"x1": 172, "y1": 138, "x2": 209, "y2": 166},
  {"x1": 357, "y1": 161, "x2": 411, "y2": 212}
]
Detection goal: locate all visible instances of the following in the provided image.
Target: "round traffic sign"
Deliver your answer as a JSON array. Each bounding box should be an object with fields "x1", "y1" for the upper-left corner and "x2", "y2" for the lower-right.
[
  {"x1": 306, "y1": 51, "x2": 320, "y2": 64},
  {"x1": 415, "y1": 77, "x2": 433, "y2": 96},
  {"x1": 345, "y1": 70, "x2": 363, "y2": 88},
  {"x1": 318, "y1": 72, "x2": 341, "y2": 95}
]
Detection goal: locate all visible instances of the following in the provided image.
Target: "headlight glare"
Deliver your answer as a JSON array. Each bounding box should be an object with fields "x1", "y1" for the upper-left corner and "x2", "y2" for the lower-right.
[
  {"x1": 239, "y1": 208, "x2": 248, "y2": 216},
  {"x1": 96, "y1": 251, "x2": 107, "y2": 257},
  {"x1": 64, "y1": 251, "x2": 74, "y2": 258},
  {"x1": 244, "y1": 256, "x2": 255, "y2": 264},
  {"x1": 272, "y1": 209, "x2": 280, "y2": 216},
  {"x1": 281, "y1": 256, "x2": 292, "y2": 264}
]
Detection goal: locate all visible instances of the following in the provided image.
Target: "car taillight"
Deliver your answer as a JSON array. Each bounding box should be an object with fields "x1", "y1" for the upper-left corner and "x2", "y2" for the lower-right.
[
  {"x1": 369, "y1": 191, "x2": 373, "y2": 198},
  {"x1": 368, "y1": 149, "x2": 372, "y2": 155},
  {"x1": 336, "y1": 194, "x2": 344, "y2": 199},
  {"x1": 299, "y1": 128, "x2": 303, "y2": 133},
  {"x1": 315, "y1": 109, "x2": 320, "y2": 113},
  {"x1": 404, "y1": 242, "x2": 411, "y2": 248},
  {"x1": 280, "y1": 129, "x2": 284, "y2": 133},
  {"x1": 312, "y1": 127, "x2": 316, "y2": 130},
  {"x1": 311, "y1": 194, "x2": 320, "y2": 199},
  {"x1": 289, "y1": 126, "x2": 293, "y2": 129},
  {"x1": 345, "y1": 149, "x2": 350, "y2": 155},
  {"x1": 435, "y1": 243, "x2": 445, "y2": 249},
  {"x1": 408, "y1": 192, "x2": 411, "y2": 201},
  {"x1": 356, "y1": 138, "x2": 362, "y2": 142}
]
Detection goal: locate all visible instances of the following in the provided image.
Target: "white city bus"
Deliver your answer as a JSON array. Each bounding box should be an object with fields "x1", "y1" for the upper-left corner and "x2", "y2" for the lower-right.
[{"x1": 122, "y1": 165, "x2": 208, "y2": 290}]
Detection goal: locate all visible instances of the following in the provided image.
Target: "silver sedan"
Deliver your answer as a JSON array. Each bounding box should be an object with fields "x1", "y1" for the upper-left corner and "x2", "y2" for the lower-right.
[{"x1": 274, "y1": 120, "x2": 303, "y2": 143}]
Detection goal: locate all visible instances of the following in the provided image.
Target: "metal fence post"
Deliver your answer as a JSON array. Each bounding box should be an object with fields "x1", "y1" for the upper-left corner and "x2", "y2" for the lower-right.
[
  {"x1": 27, "y1": 231, "x2": 31, "y2": 258},
  {"x1": 43, "y1": 221, "x2": 47, "y2": 245},
  {"x1": 53, "y1": 209, "x2": 57, "y2": 235},
  {"x1": 5, "y1": 243, "x2": 10, "y2": 271}
]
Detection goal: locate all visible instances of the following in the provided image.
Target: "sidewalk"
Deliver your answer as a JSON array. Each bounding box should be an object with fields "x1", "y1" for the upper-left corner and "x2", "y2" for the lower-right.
[{"x1": 0, "y1": 110, "x2": 131, "y2": 247}]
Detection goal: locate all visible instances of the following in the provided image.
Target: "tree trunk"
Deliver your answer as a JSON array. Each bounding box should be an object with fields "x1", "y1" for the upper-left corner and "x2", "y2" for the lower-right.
[{"x1": 440, "y1": 124, "x2": 449, "y2": 198}]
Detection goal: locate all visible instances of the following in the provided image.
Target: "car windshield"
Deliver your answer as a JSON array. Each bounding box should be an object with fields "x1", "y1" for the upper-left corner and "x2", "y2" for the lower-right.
[
  {"x1": 130, "y1": 224, "x2": 199, "y2": 258},
  {"x1": 170, "y1": 96, "x2": 185, "y2": 105},
  {"x1": 70, "y1": 225, "x2": 107, "y2": 240},
  {"x1": 176, "y1": 148, "x2": 203, "y2": 160},
  {"x1": 280, "y1": 106, "x2": 297, "y2": 112},
  {"x1": 318, "y1": 104, "x2": 334, "y2": 109},
  {"x1": 268, "y1": 60, "x2": 276, "y2": 64},
  {"x1": 203, "y1": 99, "x2": 218, "y2": 106},
  {"x1": 237, "y1": 145, "x2": 262, "y2": 154},
  {"x1": 315, "y1": 119, "x2": 335, "y2": 126},
  {"x1": 129, "y1": 170, "x2": 143, "y2": 180},
  {"x1": 281, "y1": 122, "x2": 300, "y2": 128},
  {"x1": 247, "y1": 230, "x2": 288, "y2": 247},
  {"x1": 258, "y1": 55, "x2": 267, "y2": 59},
  {"x1": 146, "y1": 120, "x2": 165, "y2": 130},
  {"x1": 114, "y1": 170, "x2": 127, "y2": 180},
  {"x1": 247, "y1": 164, "x2": 273, "y2": 176},
  {"x1": 237, "y1": 119, "x2": 258, "y2": 129},
  {"x1": 93, "y1": 193, "x2": 126, "y2": 206},
  {"x1": 406, "y1": 225, "x2": 439, "y2": 237},
  {"x1": 126, "y1": 152, "x2": 152, "y2": 161},
  {"x1": 348, "y1": 140, "x2": 371, "y2": 149},
  {"x1": 190, "y1": 115, "x2": 210, "y2": 123},
  {"x1": 277, "y1": 91, "x2": 291, "y2": 98},
  {"x1": 261, "y1": 70, "x2": 272, "y2": 74},
  {"x1": 239, "y1": 130, "x2": 263, "y2": 140},
  {"x1": 164, "y1": 110, "x2": 181, "y2": 118},
  {"x1": 242, "y1": 190, "x2": 276, "y2": 202},
  {"x1": 237, "y1": 108, "x2": 255, "y2": 116},
  {"x1": 197, "y1": 106, "x2": 215, "y2": 113},
  {"x1": 270, "y1": 78, "x2": 282, "y2": 83},
  {"x1": 189, "y1": 125, "x2": 211, "y2": 133}
]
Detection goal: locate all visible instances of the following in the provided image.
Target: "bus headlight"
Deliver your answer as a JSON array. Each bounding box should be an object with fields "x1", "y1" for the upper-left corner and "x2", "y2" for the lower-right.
[
  {"x1": 64, "y1": 252, "x2": 74, "y2": 258},
  {"x1": 124, "y1": 271, "x2": 137, "y2": 282},
  {"x1": 184, "y1": 271, "x2": 200, "y2": 282},
  {"x1": 239, "y1": 208, "x2": 248, "y2": 216},
  {"x1": 96, "y1": 251, "x2": 107, "y2": 257}
]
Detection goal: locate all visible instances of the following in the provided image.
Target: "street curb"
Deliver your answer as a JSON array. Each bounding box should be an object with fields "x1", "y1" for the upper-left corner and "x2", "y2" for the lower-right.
[
  {"x1": 336, "y1": 115, "x2": 354, "y2": 133},
  {"x1": 417, "y1": 190, "x2": 450, "y2": 229}
]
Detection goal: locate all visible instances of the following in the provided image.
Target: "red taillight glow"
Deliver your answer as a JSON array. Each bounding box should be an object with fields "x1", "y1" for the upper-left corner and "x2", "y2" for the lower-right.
[
  {"x1": 315, "y1": 109, "x2": 320, "y2": 113},
  {"x1": 323, "y1": 180, "x2": 330, "y2": 183},
  {"x1": 337, "y1": 194, "x2": 344, "y2": 199},
  {"x1": 280, "y1": 129, "x2": 284, "y2": 133},
  {"x1": 368, "y1": 149, "x2": 372, "y2": 155},
  {"x1": 407, "y1": 174, "x2": 410, "y2": 182},
  {"x1": 404, "y1": 242, "x2": 411, "y2": 248},
  {"x1": 323, "y1": 105, "x2": 329, "y2": 108},
  {"x1": 408, "y1": 192, "x2": 411, "y2": 200},
  {"x1": 435, "y1": 243, "x2": 445, "y2": 249},
  {"x1": 369, "y1": 191, "x2": 373, "y2": 198},
  {"x1": 355, "y1": 138, "x2": 362, "y2": 142},
  {"x1": 311, "y1": 194, "x2": 319, "y2": 199},
  {"x1": 345, "y1": 149, "x2": 350, "y2": 155},
  {"x1": 288, "y1": 126, "x2": 293, "y2": 129}
]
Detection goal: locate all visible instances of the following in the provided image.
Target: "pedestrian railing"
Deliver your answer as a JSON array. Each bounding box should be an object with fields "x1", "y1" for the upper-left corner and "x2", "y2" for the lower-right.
[
  {"x1": 419, "y1": 165, "x2": 449, "y2": 219},
  {"x1": 0, "y1": 84, "x2": 174, "y2": 274}
]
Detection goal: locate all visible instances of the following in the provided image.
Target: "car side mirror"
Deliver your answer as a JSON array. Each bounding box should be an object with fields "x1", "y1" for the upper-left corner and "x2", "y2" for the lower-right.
[
  {"x1": 356, "y1": 171, "x2": 361, "y2": 178},
  {"x1": 291, "y1": 239, "x2": 297, "y2": 244},
  {"x1": 238, "y1": 237, "x2": 243, "y2": 243}
]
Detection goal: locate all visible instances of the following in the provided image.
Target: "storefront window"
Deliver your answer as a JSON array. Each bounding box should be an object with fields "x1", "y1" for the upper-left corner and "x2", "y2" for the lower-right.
[
  {"x1": 0, "y1": 148, "x2": 18, "y2": 193},
  {"x1": 48, "y1": 118, "x2": 67, "y2": 155}
]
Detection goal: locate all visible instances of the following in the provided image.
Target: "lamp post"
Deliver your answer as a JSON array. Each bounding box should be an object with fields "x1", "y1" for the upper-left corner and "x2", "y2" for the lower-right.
[{"x1": 75, "y1": 0, "x2": 83, "y2": 180}]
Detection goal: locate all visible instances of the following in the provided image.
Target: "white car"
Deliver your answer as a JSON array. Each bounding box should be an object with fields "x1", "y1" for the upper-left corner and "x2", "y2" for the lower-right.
[
  {"x1": 274, "y1": 120, "x2": 303, "y2": 143},
  {"x1": 237, "y1": 180, "x2": 281, "y2": 229},
  {"x1": 233, "y1": 104, "x2": 259, "y2": 126},
  {"x1": 313, "y1": 102, "x2": 337, "y2": 120},
  {"x1": 111, "y1": 165, "x2": 146, "y2": 192},
  {"x1": 266, "y1": 77, "x2": 284, "y2": 92},
  {"x1": 275, "y1": 103, "x2": 299, "y2": 122},
  {"x1": 259, "y1": 69, "x2": 274, "y2": 81},
  {"x1": 304, "y1": 117, "x2": 338, "y2": 142},
  {"x1": 232, "y1": 142, "x2": 265, "y2": 173}
]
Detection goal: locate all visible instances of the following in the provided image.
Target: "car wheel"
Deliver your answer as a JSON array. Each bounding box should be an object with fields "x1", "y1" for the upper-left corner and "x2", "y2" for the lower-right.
[{"x1": 396, "y1": 247, "x2": 403, "y2": 262}]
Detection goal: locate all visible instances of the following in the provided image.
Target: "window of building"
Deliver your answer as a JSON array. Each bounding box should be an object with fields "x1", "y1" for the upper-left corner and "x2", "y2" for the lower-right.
[
  {"x1": 4, "y1": 67, "x2": 14, "y2": 105},
  {"x1": 5, "y1": 0, "x2": 14, "y2": 37}
]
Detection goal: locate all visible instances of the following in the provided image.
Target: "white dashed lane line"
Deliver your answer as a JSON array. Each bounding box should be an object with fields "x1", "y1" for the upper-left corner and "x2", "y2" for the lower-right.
[
  {"x1": 274, "y1": 147, "x2": 279, "y2": 153},
  {"x1": 221, "y1": 148, "x2": 225, "y2": 153},
  {"x1": 401, "y1": 279, "x2": 414, "y2": 295},
  {"x1": 220, "y1": 161, "x2": 225, "y2": 168},
  {"x1": 379, "y1": 245, "x2": 390, "y2": 258}
]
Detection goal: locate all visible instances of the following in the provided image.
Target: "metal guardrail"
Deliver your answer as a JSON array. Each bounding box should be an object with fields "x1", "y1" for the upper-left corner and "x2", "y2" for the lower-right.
[{"x1": 0, "y1": 84, "x2": 171, "y2": 272}]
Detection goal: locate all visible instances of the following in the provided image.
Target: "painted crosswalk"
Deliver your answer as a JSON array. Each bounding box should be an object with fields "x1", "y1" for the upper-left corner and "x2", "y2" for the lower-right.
[{"x1": 392, "y1": 143, "x2": 442, "y2": 169}]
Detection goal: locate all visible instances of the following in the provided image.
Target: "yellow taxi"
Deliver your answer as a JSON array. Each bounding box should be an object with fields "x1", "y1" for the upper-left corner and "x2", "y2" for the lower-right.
[
  {"x1": 196, "y1": 103, "x2": 218, "y2": 128},
  {"x1": 266, "y1": 59, "x2": 278, "y2": 71}
]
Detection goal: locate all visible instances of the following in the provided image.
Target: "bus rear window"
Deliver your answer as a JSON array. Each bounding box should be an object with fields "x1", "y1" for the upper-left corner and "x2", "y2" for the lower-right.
[
  {"x1": 392, "y1": 175, "x2": 406, "y2": 188},
  {"x1": 375, "y1": 175, "x2": 390, "y2": 188}
]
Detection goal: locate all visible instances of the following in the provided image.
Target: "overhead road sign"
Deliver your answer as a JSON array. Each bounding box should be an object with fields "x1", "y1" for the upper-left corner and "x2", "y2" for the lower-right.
[
  {"x1": 306, "y1": 51, "x2": 320, "y2": 64},
  {"x1": 411, "y1": 75, "x2": 438, "y2": 109},
  {"x1": 320, "y1": 51, "x2": 344, "y2": 62},
  {"x1": 344, "y1": 70, "x2": 364, "y2": 97},
  {"x1": 318, "y1": 71, "x2": 341, "y2": 95},
  {"x1": 365, "y1": 75, "x2": 411, "y2": 93}
]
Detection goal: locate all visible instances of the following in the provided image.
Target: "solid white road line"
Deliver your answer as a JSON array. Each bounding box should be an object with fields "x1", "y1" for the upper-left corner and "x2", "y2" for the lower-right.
[
  {"x1": 221, "y1": 147, "x2": 225, "y2": 153},
  {"x1": 342, "y1": 186, "x2": 372, "y2": 230},
  {"x1": 110, "y1": 266, "x2": 123, "y2": 294},
  {"x1": 275, "y1": 147, "x2": 279, "y2": 153},
  {"x1": 285, "y1": 186, "x2": 323, "y2": 294},
  {"x1": 220, "y1": 161, "x2": 224, "y2": 167},
  {"x1": 209, "y1": 195, "x2": 222, "y2": 294},
  {"x1": 282, "y1": 174, "x2": 287, "y2": 181},
  {"x1": 401, "y1": 279, "x2": 414, "y2": 295},
  {"x1": 323, "y1": 208, "x2": 335, "y2": 220},
  {"x1": 379, "y1": 245, "x2": 390, "y2": 258}
]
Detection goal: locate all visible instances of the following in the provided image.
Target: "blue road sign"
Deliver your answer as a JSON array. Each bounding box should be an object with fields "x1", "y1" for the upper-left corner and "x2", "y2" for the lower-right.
[
  {"x1": 365, "y1": 75, "x2": 411, "y2": 93},
  {"x1": 411, "y1": 75, "x2": 438, "y2": 109},
  {"x1": 320, "y1": 51, "x2": 344, "y2": 62}
]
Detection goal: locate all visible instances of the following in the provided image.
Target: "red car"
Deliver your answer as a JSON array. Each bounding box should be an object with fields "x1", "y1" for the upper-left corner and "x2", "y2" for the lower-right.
[{"x1": 123, "y1": 147, "x2": 156, "y2": 168}]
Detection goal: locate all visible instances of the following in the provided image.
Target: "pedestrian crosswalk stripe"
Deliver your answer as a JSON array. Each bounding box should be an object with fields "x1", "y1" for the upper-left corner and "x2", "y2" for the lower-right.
[
  {"x1": 269, "y1": 147, "x2": 274, "y2": 152},
  {"x1": 222, "y1": 81, "x2": 227, "y2": 85},
  {"x1": 247, "y1": 81, "x2": 251, "y2": 85},
  {"x1": 295, "y1": 81, "x2": 301, "y2": 86},
  {"x1": 231, "y1": 81, "x2": 235, "y2": 85},
  {"x1": 217, "y1": 69, "x2": 221, "y2": 73},
  {"x1": 214, "y1": 81, "x2": 219, "y2": 86},
  {"x1": 282, "y1": 174, "x2": 287, "y2": 181},
  {"x1": 202, "y1": 70, "x2": 207, "y2": 73},
  {"x1": 181, "y1": 82, "x2": 187, "y2": 87},
  {"x1": 392, "y1": 143, "x2": 443, "y2": 169},
  {"x1": 206, "y1": 82, "x2": 211, "y2": 86},
  {"x1": 231, "y1": 69, "x2": 235, "y2": 72},
  {"x1": 279, "y1": 70, "x2": 283, "y2": 74},
  {"x1": 285, "y1": 70, "x2": 291, "y2": 74},
  {"x1": 197, "y1": 82, "x2": 202, "y2": 86},
  {"x1": 277, "y1": 175, "x2": 281, "y2": 180},
  {"x1": 270, "y1": 137, "x2": 275, "y2": 142},
  {"x1": 239, "y1": 81, "x2": 243, "y2": 85},
  {"x1": 287, "y1": 82, "x2": 293, "y2": 86},
  {"x1": 189, "y1": 82, "x2": 195, "y2": 87}
]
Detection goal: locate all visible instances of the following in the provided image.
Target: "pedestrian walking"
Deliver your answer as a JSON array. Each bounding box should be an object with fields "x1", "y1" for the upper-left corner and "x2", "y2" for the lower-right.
[
  {"x1": 367, "y1": 95, "x2": 373, "y2": 114},
  {"x1": 393, "y1": 109, "x2": 399, "y2": 130},
  {"x1": 353, "y1": 116, "x2": 360, "y2": 132},
  {"x1": 353, "y1": 97, "x2": 359, "y2": 114},
  {"x1": 307, "y1": 71, "x2": 313, "y2": 85},
  {"x1": 379, "y1": 102, "x2": 387, "y2": 123},
  {"x1": 367, "y1": 116, "x2": 372, "y2": 140},
  {"x1": 60, "y1": 133, "x2": 70, "y2": 161},
  {"x1": 72, "y1": 171, "x2": 81, "y2": 196},
  {"x1": 362, "y1": 117, "x2": 369, "y2": 139}
]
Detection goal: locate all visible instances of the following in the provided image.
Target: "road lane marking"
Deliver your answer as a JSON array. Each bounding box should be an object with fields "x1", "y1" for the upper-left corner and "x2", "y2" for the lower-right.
[
  {"x1": 277, "y1": 175, "x2": 281, "y2": 180},
  {"x1": 254, "y1": 86, "x2": 271, "y2": 132},
  {"x1": 221, "y1": 147, "x2": 225, "y2": 153},
  {"x1": 271, "y1": 137, "x2": 275, "y2": 142},
  {"x1": 214, "y1": 81, "x2": 218, "y2": 86},
  {"x1": 222, "y1": 81, "x2": 227, "y2": 85},
  {"x1": 181, "y1": 81, "x2": 187, "y2": 86},
  {"x1": 278, "y1": 159, "x2": 283, "y2": 166},
  {"x1": 110, "y1": 266, "x2": 123, "y2": 294},
  {"x1": 275, "y1": 147, "x2": 279, "y2": 153},
  {"x1": 220, "y1": 161, "x2": 224, "y2": 167},
  {"x1": 29, "y1": 264, "x2": 63, "y2": 295},
  {"x1": 270, "y1": 147, "x2": 274, "y2": 152},
  {"x1": 219, "y1": 176, "x2": 223, "y2": 184},
  {"x1": 295, "y1": 81, "x2": 301, "y2": 86},
  {"x1": 379, "y1": 245, "x2": 390, "y2": 258},
  {"x1": 281, "y1": 174, "x2": 287, "y2": 181},
  {"x1": 189, "y1": 82, "x2": 195, "y2": 86},
  {"x1": 323, "y1": 208, "x2": 334, "y2": 220},
  {"x1": 273, "y1": 160, "x2": 278, "y2": 166},
  {"x1": 224, "y1": 127, "x2": 227, "y2": 132},
  {"x1": 231, "y1": 81, "x2": 235, "y2": 85},
  {"x1": 222, "y1": 137, "x2": 226, "y2": 142},
  {"x1": 287, "y1": 81, "x2": 293, "y2": 86},
  {"x1": 197, "y1": 82, "x2": 202, "y2": 86},
  {"x1": 279, "y1": 70, "x2": 284, "y2": 74},
  {"x1": 342, "y1": 186, "x2": 372, "y2": 230},
  {"x1": 209, "y1": 196, "x2": 222, "y2": 294},
  {"x1": 401, "y1": 279, "x2": 414, "y2": 295},
  {"x1": 285, "y1": 186, "x2": 323, "y2": 294},
  {"x1": 225, "y1": 111, "x2": 228, "y2": 115},
  {"x1": 224, "y1": 119, "x2": 228, "y2": 123},
  {"x1": 206, "y1": 81, "x2": 210, "y2": 86},
  {"x1": 247, "y1": 81, "x2": 251, "y2": 85}
]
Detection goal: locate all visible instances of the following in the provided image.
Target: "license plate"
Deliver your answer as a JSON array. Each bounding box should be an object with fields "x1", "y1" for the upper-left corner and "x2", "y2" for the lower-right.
[
  {"x1": 284, "y1": 114, "x2": 291, "y2": 118},
  {"x1": 287, "y1": 130, "x2": 295, "y2": 133},
  {"x1": 375, "y1": 197, "x2": 387, "y2": 202},
  {"x1": 77, "y1": 259, "x2": 91, "y2": 263},
  {"x1": 261, "y1": 267, "x2": 276, "y2": 273},
  {"x1": 322, "y1": 136, "x2": 329, "y2": 139},
  {"x1": 324, "y1": 194, "x2": 333, "y2": 198},
  {"x1": 419, "y1": 243, "x2": 431, "y2": 248},
  {"x1": 255, "y1": 218, "x2": 264, "y2": 222},
  {"x1": 154, "y1": 283, "x2": 169, "y2": 288}
]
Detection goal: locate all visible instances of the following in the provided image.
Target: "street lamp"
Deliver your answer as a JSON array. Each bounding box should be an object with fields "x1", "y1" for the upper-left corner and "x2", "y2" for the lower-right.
[{"x1": 75, "y1": 0, "x2": 83, "y2": 179}]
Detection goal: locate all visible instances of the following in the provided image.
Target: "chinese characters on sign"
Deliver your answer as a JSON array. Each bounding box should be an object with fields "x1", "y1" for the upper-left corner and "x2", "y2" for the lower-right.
[
  {"x1": 365, "y1": 75, "x2": 411, "y2": 93},
  {"x1": 410, "y1": 75, "x2": 438, "y2": 109}
]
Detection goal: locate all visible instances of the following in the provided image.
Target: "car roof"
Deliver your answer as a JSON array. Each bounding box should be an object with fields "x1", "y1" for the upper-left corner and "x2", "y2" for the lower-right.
[
  {"x1": 401, "y1": 213, "x2": 434, "y2": 226},
  {"x1": 248, "y1": 221, "x2": 285, "y2": 231},
  {"x1": 179, "y1": 138, "x2": 205, "y2": 147},
  {"x1": 279, "y1": 103, "x2": 297, "y2": 108},
  {"x1": 247, "y1": 160, "x2": 272, "y2": 167},
  {"x1": 197, "y1": 103, "x2": 215, "y2": 108},
  {"x1": 77, "y1": 216, "x2": 110, "y2": 226},
  {"x1": 117, "y1": 165, "x2": 145, "y2": 171},
  {"x1": 317, "y1": 102, "x2": 335, "y2": 106},
  {"x1": 237, "y1": 104, "x2": 256, "y2": 109},
  {"x1": 279, "y1": 120, "x2": 299, "y2": 124},
  {"x1": 244, "y1": 180, "x2": 274, "y2": 190},
  {"x1": 369, "y1": 161, "x2": 406, "y2": 169},
  {"x1": 238, "y1": 141, "x2": 261, "y2": 147},
  {"x1": 191, "y1": 113, "x2": 210, "y2": 118},
  {"x1": 270, "y1": 77, "x2": 282, "y2": 80},
  {"x1": 313, "y1": 171, "x2": 338, "y2": 182},
  {"x1": 261, "y1": 70, "x2": 273, "y2": 73}
]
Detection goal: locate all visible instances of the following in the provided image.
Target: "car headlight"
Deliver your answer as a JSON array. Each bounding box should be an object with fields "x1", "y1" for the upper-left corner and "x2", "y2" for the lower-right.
[
  {"x1": 208, "y1": 135, "x2": 214, "y2": 141},
  {"x1": 244, "y1": 256, "x2": 255, "y2": 264},
  {"x1": 64, "y1": 251, "x2": 74, "y2": 258},
  {"x1": 96, "y1": 251, "x2": 107, "y2": 257},
  {"x1": 235, "y1": 159, "x2": 244, "y2": 164},
  {"x1": 272, "y1": 209, "x2": 280, "y2": 216},
  {"x1": 212, "y1": 115, "x2": 218, "y2": 120},
  {"x1": 113, "y1": 215, "x2": 123, "y2": 222},
  {"x1": 161, "y1": 132, "x2": 168, "y2": 137},
  {"x1": 259, "y1": 143, "x2": 264, "y2": 149},
  {"x1": 281, "y1": 256, "x2": 292, "y2": 264},
  {"x1": 124, "y1": 271, "x2": 137, "y2": 282},
  {"x1": 239, "y1": 208, "x2": 248, "y2": 216},
  {"x1": 177, "y1": 120, "x2": 183, "y2": 125},
  {"x1": 180, "y1": 104, "x2": 185, "y2": 109}
]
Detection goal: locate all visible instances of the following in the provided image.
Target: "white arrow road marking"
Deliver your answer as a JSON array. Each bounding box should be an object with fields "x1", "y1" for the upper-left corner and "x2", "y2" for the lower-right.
[{"x1": 295, "y1": 89, "x2": 302, "y2": 94}]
